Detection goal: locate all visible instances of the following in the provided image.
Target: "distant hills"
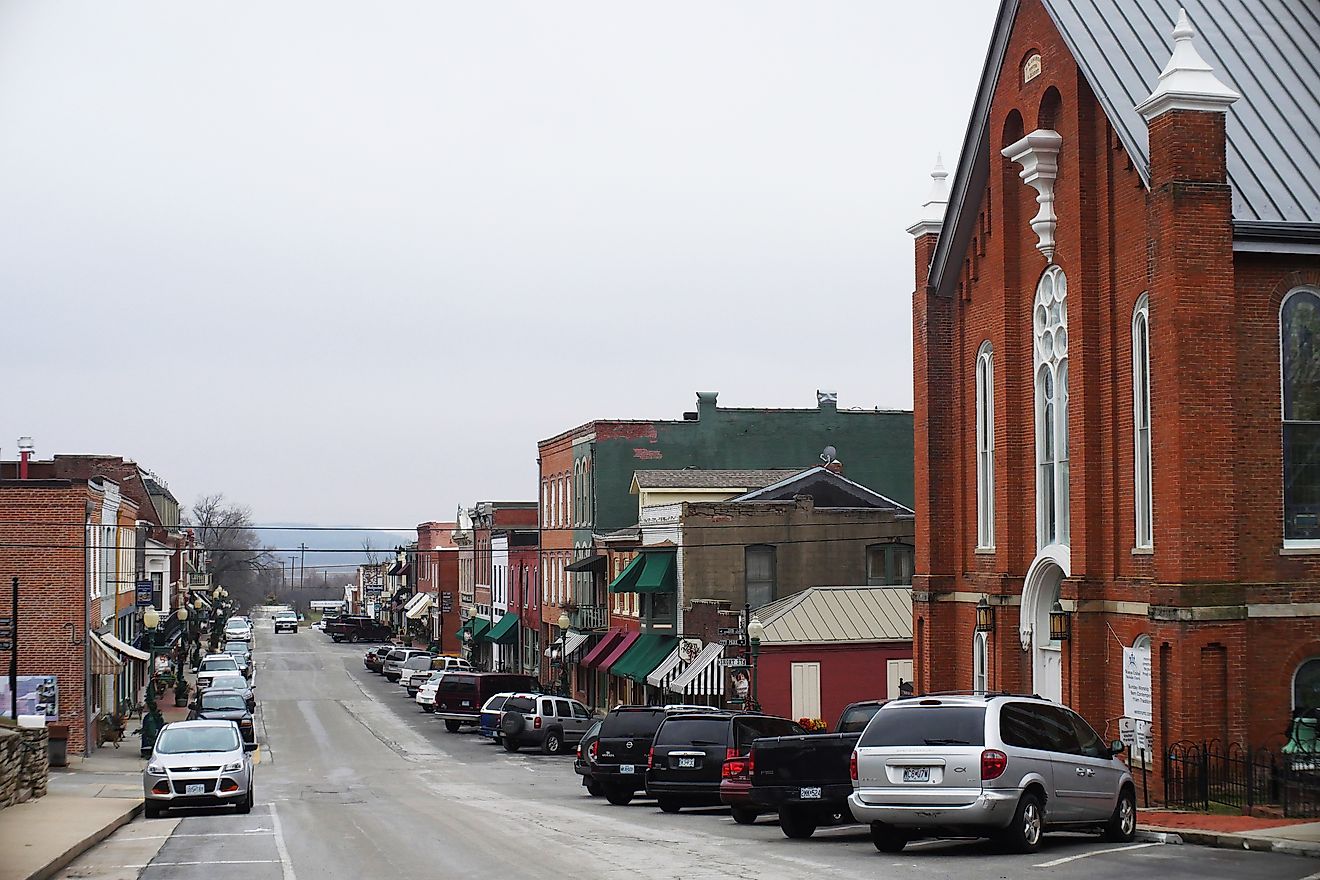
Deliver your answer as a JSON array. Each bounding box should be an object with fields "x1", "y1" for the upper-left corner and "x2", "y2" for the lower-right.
[{"x1": 253, "y1": 525, "x2": 414, "y2": 579}]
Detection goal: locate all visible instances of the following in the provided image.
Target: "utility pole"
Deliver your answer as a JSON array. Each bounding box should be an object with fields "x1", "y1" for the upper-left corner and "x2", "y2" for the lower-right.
[
  {"x1": 300, "y1": 543, "x2": 307, "y2": 589},
  {"x1": 7, "y1": 577, "x2": 17, "y2": 722}
]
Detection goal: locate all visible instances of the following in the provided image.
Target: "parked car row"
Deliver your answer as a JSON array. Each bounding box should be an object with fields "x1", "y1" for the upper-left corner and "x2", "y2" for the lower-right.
[
  {"x1": 142, "y1": 613, "x2": 273, "y2": 819},
  {"x1": 343, "y1": 618, "x2": 1139, "y2": 856}
]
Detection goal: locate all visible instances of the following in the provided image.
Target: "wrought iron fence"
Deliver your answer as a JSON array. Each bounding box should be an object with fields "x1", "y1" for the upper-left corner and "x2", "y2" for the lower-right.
[{"x1": 1165, "y1": 740, "x2": 1320, "y2": 819}]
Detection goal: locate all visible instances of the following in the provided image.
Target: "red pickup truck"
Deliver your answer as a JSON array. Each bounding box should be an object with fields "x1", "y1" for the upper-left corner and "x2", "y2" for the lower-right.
[{"x1": 325, "y1": 615, "x2": 394, "y2": 643}]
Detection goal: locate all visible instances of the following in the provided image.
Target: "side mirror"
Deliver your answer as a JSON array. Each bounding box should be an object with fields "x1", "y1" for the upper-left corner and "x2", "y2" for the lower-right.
[
  {"x1": 1110, "y1": 739, "x2": 1127, "y2": 756},
  {"x1": 243, "y1": 742, "x2": 258, "y2": 752}
]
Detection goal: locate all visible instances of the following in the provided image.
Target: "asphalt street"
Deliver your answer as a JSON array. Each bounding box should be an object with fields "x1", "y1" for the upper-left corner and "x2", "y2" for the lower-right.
[{"x1": 57, "y1": 622, "x2": 1319, "y2": 880}]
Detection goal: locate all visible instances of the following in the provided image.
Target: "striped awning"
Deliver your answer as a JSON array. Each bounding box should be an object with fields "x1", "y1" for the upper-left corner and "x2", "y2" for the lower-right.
[
  {"x1": 102, "y1": 632, "x2": 150, "y2": 663},
  {"x1": 404, "y1": 593, "x2": 432, "y2": 620},
  {"x1": 544, "y1": 630, "x2": 590, "y2": 659},
  {"x1": 668, "y1": 643, "x2": 724, "y2": 697},
  {"x1": 88, "y1": 632, "x2": 124, "y2": 675},
  {"x1": 646, "y1": 644, "x2": 686, "y2": 688}
]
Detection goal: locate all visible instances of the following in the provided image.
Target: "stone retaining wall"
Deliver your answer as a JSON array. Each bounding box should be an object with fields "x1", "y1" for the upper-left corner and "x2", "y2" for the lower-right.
[{"x1": 0, "y1": 725, "x2": 49, "y2": 809}]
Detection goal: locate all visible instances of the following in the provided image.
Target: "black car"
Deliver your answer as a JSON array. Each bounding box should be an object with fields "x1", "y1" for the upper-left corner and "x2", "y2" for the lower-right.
[
  {"x1": 187, "y1": 689, "x2": 256, "y2": 744},
  {"x1": 575, "y1": 719, "x2": 604, "y2": 796},
  {"x1": 647, "y1": 713, "x2": 804, "y2": 815},
  {"x1": 225, "y1": 644, "x2": 253, "y2": 679},
  {"x1": 594, "y1": 705, "x2": 718, "y2": 806}
]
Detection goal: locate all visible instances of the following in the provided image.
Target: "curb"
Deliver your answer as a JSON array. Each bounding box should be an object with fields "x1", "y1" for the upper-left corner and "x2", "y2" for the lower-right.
[
  {"x1": 1139, "y1": 825, "x2": 1320, "y2": 860},
  {"x1": 25, "y1": 800, "x2": 142, "y2": 880}
]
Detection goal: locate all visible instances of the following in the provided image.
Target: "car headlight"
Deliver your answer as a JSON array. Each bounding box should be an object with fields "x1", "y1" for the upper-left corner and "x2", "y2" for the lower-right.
[
  {"x1": 147, "y1": 763, "x2": 166, "y2": 775},
  {"x1": 222, "y1": 761, "x2": 243, "y2": 772}
]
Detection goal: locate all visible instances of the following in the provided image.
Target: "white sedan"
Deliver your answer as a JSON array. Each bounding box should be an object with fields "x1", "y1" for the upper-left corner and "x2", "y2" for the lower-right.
[{"x1": 414, "y1": 672, "x2": 448, "y2": 712}]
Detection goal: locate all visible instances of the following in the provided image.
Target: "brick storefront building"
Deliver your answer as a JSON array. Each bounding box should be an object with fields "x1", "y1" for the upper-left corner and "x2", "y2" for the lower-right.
[{"x1": 911, "y1": 0, "x2": 1320, "y2": 765}]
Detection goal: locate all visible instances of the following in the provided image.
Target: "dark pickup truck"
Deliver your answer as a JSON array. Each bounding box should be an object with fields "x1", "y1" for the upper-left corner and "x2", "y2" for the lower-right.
[
  {"x1": 748, "y1": 700, "x2": 885, "y2": 839},
  {"x1": 325, "y1": 615, "x2": 393, "y2": 643}
]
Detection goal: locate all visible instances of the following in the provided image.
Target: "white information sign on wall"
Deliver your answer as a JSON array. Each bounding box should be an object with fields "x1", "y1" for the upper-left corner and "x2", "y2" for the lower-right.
[
  {"x1": 1119, "y1": 717, "x2": 1154, "y2": 755},
  {"x1": 1122, "y1": 646, "x2": 1152, "y2": 722}
]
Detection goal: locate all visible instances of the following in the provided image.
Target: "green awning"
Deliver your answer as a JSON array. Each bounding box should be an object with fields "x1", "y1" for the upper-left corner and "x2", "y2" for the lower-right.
[
  {"x1": 609, "y1": 633, "x2": 678, "y2": 683},
  {"x1": 456, "y1": 617, "x2": 491, "y2": 640},
  {"x1": 608, "y1": 553, "x2": 647, "y2": 593},
  {"x1": 634, "y1": 551, "x2": 676, "y2": 594},
  {"x1": 609, "y1": 550, "x2": 676, "y2": 594},
  {"x1": 483, "y1": 612, "x2": 519, "y2": 645}
]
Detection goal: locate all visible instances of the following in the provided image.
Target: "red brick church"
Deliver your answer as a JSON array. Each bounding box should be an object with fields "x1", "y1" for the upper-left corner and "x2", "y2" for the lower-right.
[{"x1": 910, "y1": 0, "x2": 1320, "y2": 762}]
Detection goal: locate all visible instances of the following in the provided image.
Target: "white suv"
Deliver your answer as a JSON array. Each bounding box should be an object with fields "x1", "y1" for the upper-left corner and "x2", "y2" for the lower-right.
[{"x1": 848, "y1": 694, "x2": 1135, "y2": 853}]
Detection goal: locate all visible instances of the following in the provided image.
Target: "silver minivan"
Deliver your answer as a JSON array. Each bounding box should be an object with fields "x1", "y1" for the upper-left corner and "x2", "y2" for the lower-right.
[{"x1": 848, "y1": 695, "x2": 1135, "y2": 853}]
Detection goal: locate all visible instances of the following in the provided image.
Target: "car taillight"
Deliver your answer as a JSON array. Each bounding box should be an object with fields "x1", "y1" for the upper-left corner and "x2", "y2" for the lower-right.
[
  {"x1": 722, "y1": 758, "x2": 748, "y2": 779},
  {"x1": 647, "y1": 747, "x2": 654, "y2": 769},
  {"x1": 534, "y1": 716, "x2": 542, "y2": 729},
  {"x1": 590, "y1": 740, "x2": 598, "y2": 760},
  {"x1": 849, "y1": 750, "x2": 858, "y2": 782},
  {"x1": 748, "y1": 751, "x2": 755, "y2": 776},
  {"x1": 981, "y1": 749, "x2": 1008, "y2": 780},
  {"x1": 725, "y1": 747, "x2": 739, "y2": 761}
]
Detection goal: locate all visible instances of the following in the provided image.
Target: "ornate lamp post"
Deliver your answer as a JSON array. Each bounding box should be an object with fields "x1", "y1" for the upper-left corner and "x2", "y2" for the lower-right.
[
  {"x1": 747, "y1": 616, "x2": 765, "y2": 712},
  {"x1": 975, "y1": 596, "x2": 996, "y2": 633},
  {"x1": 557, "y1": 612, "x2": 571, "y2": 697},
  {"x1": 140, "y1": 607, "x2": 165, "y2": 756}
]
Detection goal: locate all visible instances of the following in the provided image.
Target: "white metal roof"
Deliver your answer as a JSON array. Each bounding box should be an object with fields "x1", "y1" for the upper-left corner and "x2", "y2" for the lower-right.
[{"x1": 756, "y1": 586, "x2": 913, "y2": 645}]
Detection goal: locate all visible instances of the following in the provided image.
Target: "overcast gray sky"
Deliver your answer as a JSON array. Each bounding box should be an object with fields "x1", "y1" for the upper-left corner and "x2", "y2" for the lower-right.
[{"x1": 0, "y1": 2, "x2": 997, "y2": 528}]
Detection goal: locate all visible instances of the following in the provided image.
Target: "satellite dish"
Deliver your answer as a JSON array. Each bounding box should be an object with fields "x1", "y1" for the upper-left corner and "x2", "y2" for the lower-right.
[{"x1": 821, "y1": 445, "x2": 838, "y2": 464}]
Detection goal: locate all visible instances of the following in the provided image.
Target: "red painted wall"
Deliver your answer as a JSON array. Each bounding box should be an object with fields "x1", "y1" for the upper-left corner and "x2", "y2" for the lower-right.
[{"x1": 756, "y1": 642, "x2": 912, "y2": 727}]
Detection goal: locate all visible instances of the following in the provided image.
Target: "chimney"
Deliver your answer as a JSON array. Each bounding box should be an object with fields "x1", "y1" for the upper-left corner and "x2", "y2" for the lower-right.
[
  {"x1": 825, "y1": 460, "x2": 845, "y2": 475},
  {"x1": 694, "y1": 391, "x2": 719, "y2": 415},
  {"x1": 816, "y1": 390, "x2": 838, "y2": 412},
  {"x1": 17, "y1": 436, "x2": 34, "y2": 479}
]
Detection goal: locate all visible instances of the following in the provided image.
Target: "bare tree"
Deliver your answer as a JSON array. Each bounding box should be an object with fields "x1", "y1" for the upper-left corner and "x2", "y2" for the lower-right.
[
  {"x1": 186, "y1": 493, "x2": 276, "y2": 607},
  {"x1": 361, "y1": 538, "x2": 381, "y2": 566}
]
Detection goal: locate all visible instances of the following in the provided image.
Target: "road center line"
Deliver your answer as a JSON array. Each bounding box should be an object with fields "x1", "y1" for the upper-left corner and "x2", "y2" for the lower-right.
[
  {"x1": 1034, "y1": 841, "x2": 1162, "y2": 867},
  {"x1": 270, "y1": 800, "x2": 299, "y2": 880}
]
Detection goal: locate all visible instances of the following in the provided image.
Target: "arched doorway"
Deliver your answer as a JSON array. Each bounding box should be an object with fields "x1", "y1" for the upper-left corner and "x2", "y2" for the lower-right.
[{"x1": 1022, "y1": 546, "x2": 1069, "y2": 702}]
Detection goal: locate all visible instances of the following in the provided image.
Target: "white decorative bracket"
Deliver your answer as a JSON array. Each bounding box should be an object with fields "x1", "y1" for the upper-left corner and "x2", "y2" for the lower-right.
[
  {"x1": 1002, "y1": 130, "x2": 1063, "y2": 262},
  {"x1": 1136, "y1": 8, "x2": 1239, "y2": 120}
]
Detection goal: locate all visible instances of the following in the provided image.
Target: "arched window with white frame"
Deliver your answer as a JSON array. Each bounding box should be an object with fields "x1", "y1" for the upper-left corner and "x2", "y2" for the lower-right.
[
  {"x1": 972, "y1": 632, "x2": 988, "y2": 693},
  {"x1": 1034, "y1": 265, "x2": 1070, "y2": 549},
  {"x1": 976, "y1": 342, "x2": 996, "y2": 549},
  {"x1": 1281, "y1": 287, "x2": 1320, "y2": 545},
  {"x1": 1133, "y1": 294, "x2": 1153, "y2": 549}
]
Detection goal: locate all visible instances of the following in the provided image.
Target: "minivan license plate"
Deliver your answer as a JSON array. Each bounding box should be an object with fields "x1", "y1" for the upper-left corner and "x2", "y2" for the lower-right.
[
  {"x1": 903, "y1": 767, "x2": 931, "y2": 783},
  {"x1": 800, "y1": 787, "x2": 822, "y2": 799},
  {"x1": 620, "y1": 764, "x2": 635, "y2": 775},
  {"x1": 185, "y1": 784, "x2": 204, "y2": 796},
  {"x1": 678, "y1": 757, "x2": 695, "y2": 768}
]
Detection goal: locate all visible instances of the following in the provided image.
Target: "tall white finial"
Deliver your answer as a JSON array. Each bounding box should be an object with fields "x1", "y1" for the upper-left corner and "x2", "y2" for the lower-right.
[
  {"x1": 906, "y1": 154, "x2": 950, "y2": 238},
  {"x1": 1136, "y1": 7, "x2": 1239, "y2": 120}
]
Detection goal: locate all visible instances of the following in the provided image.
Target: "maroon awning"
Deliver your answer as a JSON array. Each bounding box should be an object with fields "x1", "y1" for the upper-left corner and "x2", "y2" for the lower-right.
[{"x1": 580, "y1": 627, "x2": 625, "y2": 669}]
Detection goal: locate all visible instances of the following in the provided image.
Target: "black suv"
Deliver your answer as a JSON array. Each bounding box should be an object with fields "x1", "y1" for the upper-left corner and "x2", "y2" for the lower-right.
[
  {"x1": 647, "y1": 712, "x2": 804, "y2": 815},
  {"x1": 594, "y1": 705, "x2": 713, "y2": 806}
]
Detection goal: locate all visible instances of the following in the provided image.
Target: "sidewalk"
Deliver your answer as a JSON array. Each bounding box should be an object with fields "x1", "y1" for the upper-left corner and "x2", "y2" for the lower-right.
[
  {"x1": 0, "y1": 697, "x2": 193, "y2": 880},
  {"x1": 1139, "y1": 809, "x2": 1320, "y2": 859}
]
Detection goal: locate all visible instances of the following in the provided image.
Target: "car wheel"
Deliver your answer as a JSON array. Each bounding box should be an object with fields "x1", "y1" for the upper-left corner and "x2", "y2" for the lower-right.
[
  {"x1": 503, "y1": 737, "x2": 521, "y2": 753},
  {"x1": 604, "y1": 786, "x2": 634, "y2": 806},
  {"x1": 586, "y1": 780, "x2": 604, "y2": 797},
  {"x1": 657, "y1": 797, "x2": 682, "y2": 814},
  {"x1": 348, "y1": 633, "x2": 358, "y2": 643},
  {"x1": 542, "y1": 731, "x2": 563, "y2": 755},
  {"x1": 444, "y1": 720, "x2": 461, "y2": 733},
  {"x1": 144, "y1": 801, "x2": 164, "y2": 819},
  {"x1": 331, "y1": 636, "x2": 342, "y2": 643},
  {"x1": 779, "y1": 807, "x2": 817, "y2": 839},
  {"x1": 999, "y1": 791, "x2": 1045, "y2": 854},
  {"x1": 870, "y1": 822, "x2": 907, "y2": 853},
  {"x1": 238, "y1": 785, "x2": 254, "y2": 815},
  {"x1": 1102, "y1": 788, "x2": 1137, "y2": 842},
  {"x1": 731, "y1": 807, "x2": 758, "y2": 825}
]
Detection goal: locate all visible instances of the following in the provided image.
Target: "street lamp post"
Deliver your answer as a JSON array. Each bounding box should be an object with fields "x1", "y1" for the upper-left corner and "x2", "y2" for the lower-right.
[
  {"x1": 140, "y1": 607, "x2": 165, "y2": 757},
  {"x1": 190, "y1": 597, "x2": 204, "y2": 669},
  {"x1": 557, "y1": 612, "x2": 571, "y2": 698},
  {"x1": 747, "y1": 616, "x2": 765, "y2": 713}
]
